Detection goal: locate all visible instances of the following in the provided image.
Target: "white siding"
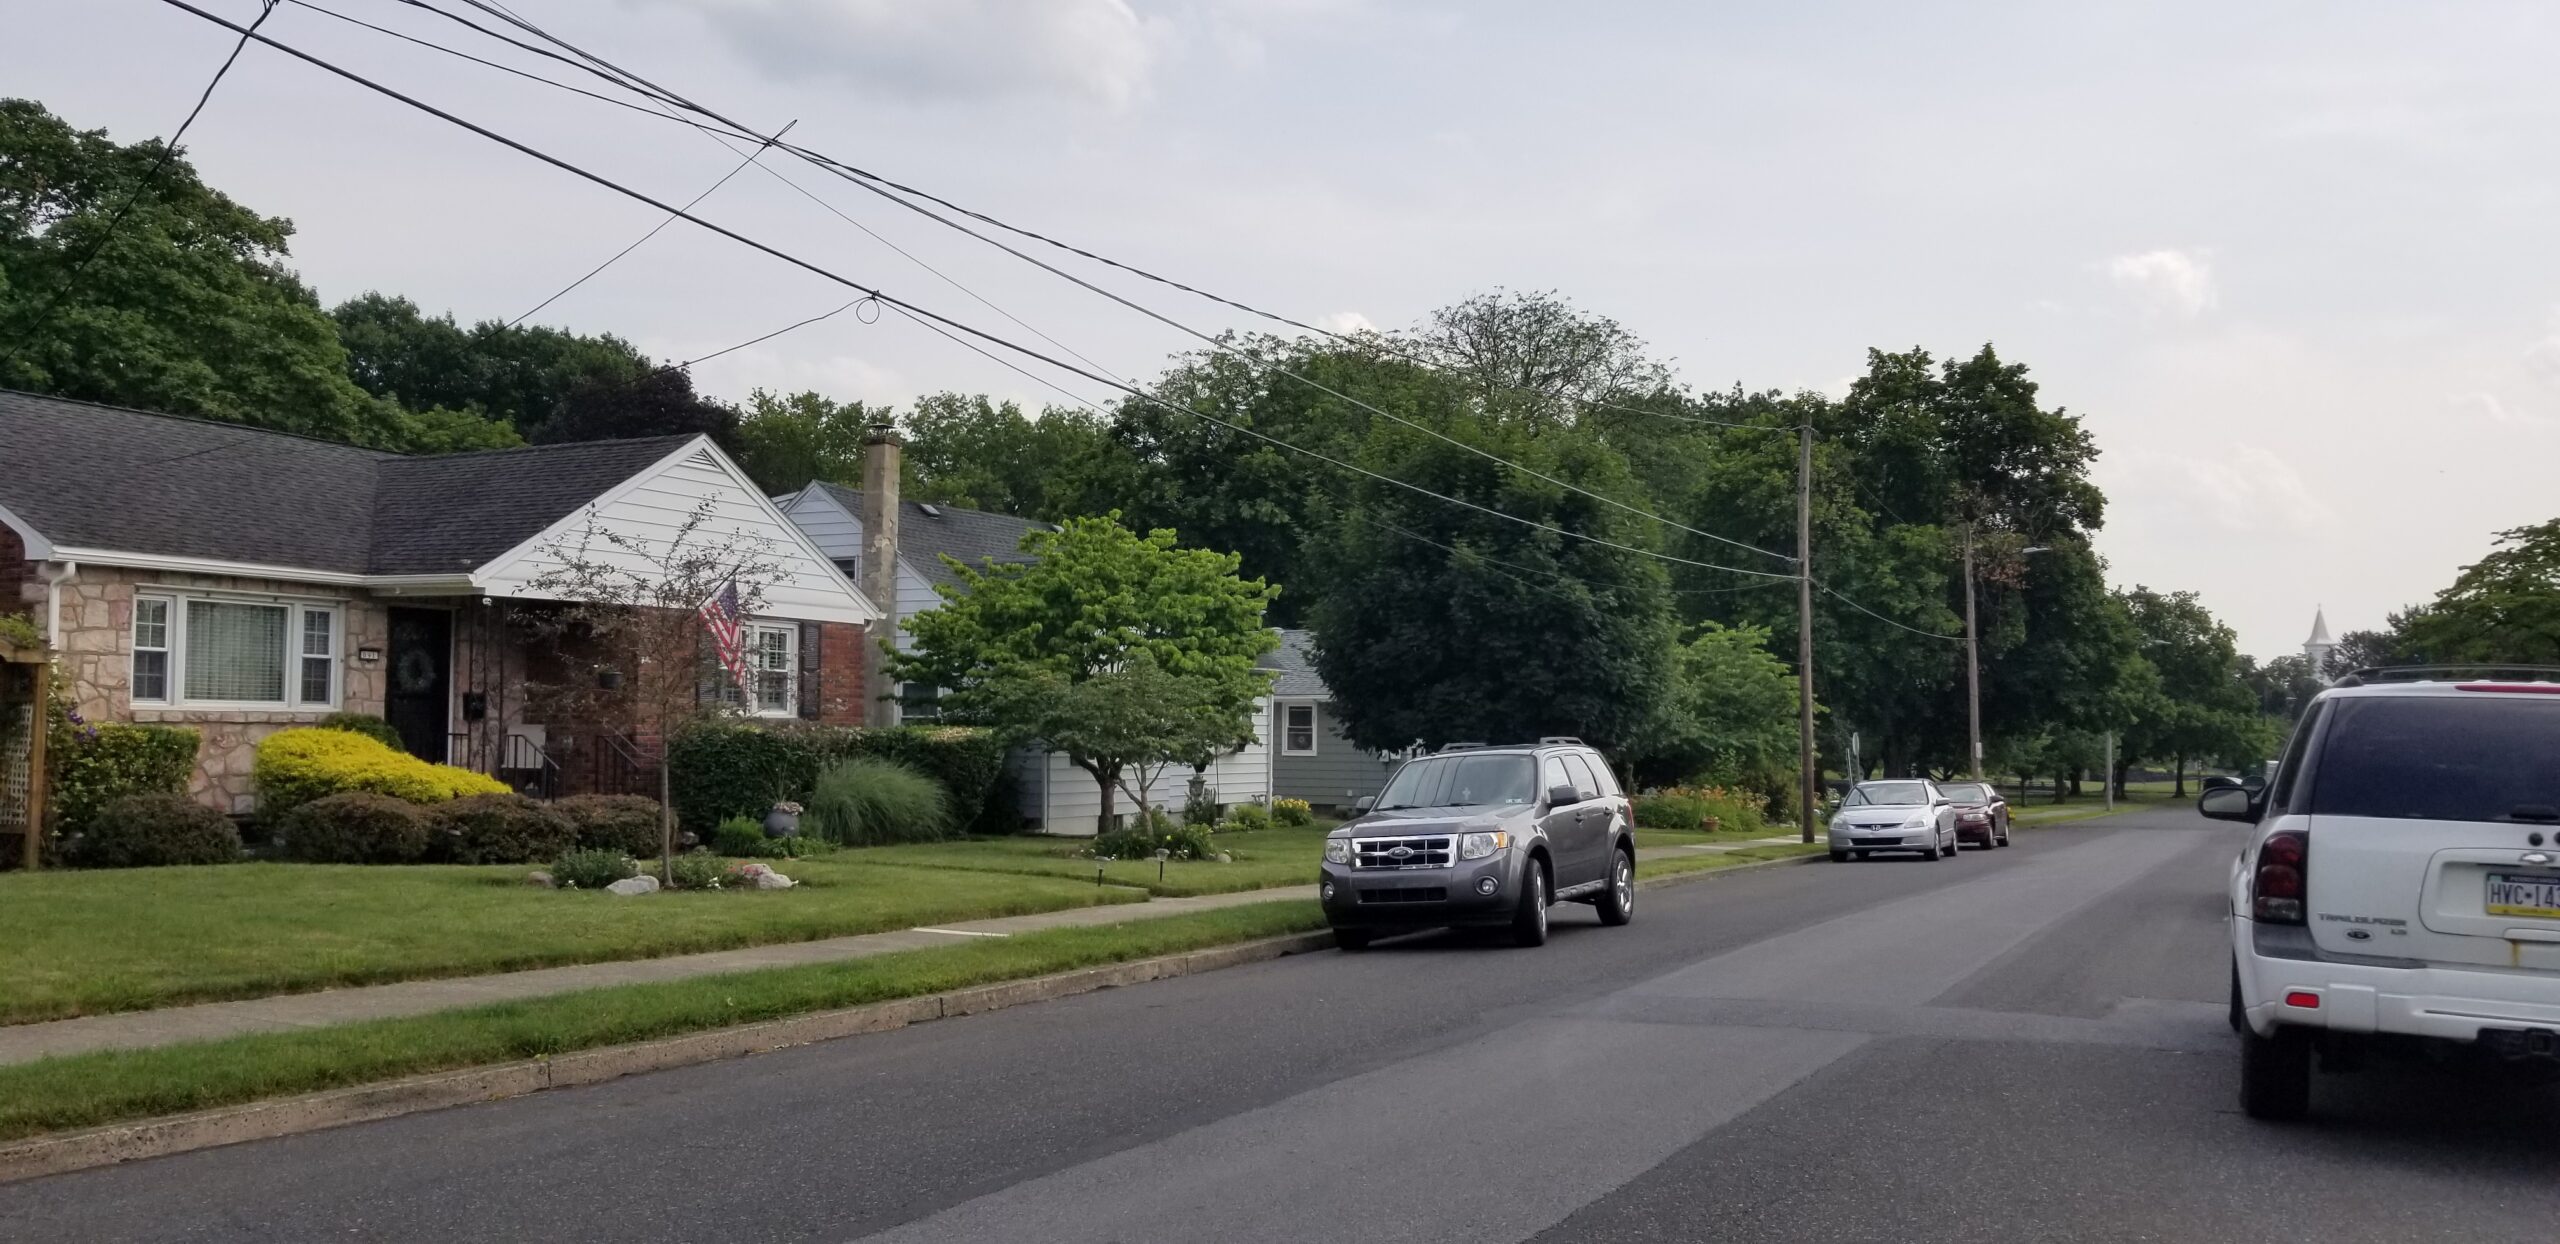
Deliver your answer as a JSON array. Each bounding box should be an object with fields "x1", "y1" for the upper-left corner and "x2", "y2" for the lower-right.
[
  {"x1": 780, "y1": 489, "x2": 944, "y2": 652},
  {"x1": 1010, "y1": 696, "x2": 1277, "y2": 835},
  {"x1": 479, "y1": 441, "x2": 875, "y2": 625}
]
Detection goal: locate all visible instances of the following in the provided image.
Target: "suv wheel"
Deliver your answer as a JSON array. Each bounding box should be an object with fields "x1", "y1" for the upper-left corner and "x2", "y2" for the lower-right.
[
  {"x1": 1511, "y1": 858, "x2": 1551, "y2": 947},
  {"x1": 1595, "y1": 848, "x2": 1635, "y2": 926},
  {"x1": 1335, "y1": 929, "x2": 1372, "y2": 952},
  {"x1": 2240, "y1": 1027, "x2": 2313, "y2": 1121}
]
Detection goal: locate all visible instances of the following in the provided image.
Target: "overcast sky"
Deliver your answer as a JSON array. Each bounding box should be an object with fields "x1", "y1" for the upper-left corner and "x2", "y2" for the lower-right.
[{"x1": 11, "y1": 0, "x2": 2557, "y2": 658}]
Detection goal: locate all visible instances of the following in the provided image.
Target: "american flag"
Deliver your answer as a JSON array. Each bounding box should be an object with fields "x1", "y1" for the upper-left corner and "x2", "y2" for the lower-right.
[{"x1": 699, "y1": 581, "x2": 749, "y2": 691}]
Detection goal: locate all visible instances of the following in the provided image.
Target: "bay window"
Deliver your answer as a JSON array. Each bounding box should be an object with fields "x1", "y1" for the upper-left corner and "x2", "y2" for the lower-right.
[{"x1": 132, "y1": 593, "x2": 340, "y2": 709}]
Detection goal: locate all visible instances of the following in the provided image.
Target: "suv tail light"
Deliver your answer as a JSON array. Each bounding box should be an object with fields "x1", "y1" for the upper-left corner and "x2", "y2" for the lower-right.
[{"x1": 2253, "y1": 829, "x2": 2308, "y2": 925}]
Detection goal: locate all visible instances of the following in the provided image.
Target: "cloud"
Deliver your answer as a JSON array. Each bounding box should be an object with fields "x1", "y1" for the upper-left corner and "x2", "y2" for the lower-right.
[
  {"x1": 2112, "y1": 443, "x2": 2334, "y2": 537},
  {"x1": 639, "y1": 0, "x2": 1165, "y2": 109},
  {"x1": 1315, "y1": 310, "x2": 1376, "y2": 334},
  {"x1": 2106, "y1": 248, "x2": 2217, "y2": 319},
  {"x1": 2451, "y1": 390, "x2": 2554, "y2": 430},
  {"x1": 2523, "y1": 307, "x2": 2560, "y2": 388}
]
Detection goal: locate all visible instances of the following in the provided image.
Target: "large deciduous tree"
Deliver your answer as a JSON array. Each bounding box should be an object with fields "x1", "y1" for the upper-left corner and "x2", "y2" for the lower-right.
[
  {"x1": 2118, "y1": 586, "x2": 2264, "y2": 796},
  {"x1": 330, "y1": 292, "x2": 649, "y2": 440},
  {"x1": 887, "y1": 515, "x2": 1278, "y2": 831},
  {"x1": 2403, "y1": 518, "x2": 2560, "y2": 666},
  {"x1": 0, "y1": 99, "x2": 394, "y2": 444}
]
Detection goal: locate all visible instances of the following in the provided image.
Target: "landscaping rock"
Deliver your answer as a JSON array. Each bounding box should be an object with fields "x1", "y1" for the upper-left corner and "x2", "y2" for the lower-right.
[
  {"x1": 525, "y1": 871, "x2": 554, "y2": 888},
  {"x1": 1216, "y1": 853, "x2": 1233, "y2": 863},
  {"x1": 605, "y1": 875, "x2": 660, "y2": 897},
  {"x1": 752, "y1": 871, "x2": 795, "y2": 891}
]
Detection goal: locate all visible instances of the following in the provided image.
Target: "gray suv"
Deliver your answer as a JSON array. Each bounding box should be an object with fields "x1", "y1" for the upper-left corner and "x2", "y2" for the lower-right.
[{"x1": 1318, "y1": 740, "x2": 1636, "y2": 949}]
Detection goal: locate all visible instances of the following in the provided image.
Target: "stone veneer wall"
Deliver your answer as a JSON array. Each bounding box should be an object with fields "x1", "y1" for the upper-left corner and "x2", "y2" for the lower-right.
[
  {"x1": 0, "y1": 528, "x2": 30, "y2": 626},
  {"x1": 54, "y1": 568, "x2": 389, "y2": 814}
]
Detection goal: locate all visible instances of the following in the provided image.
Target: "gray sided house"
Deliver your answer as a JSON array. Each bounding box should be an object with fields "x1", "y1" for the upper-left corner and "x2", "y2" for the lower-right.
[
  {"x1": 776, "y1": 481, "x2": 1276, "y2": 833},
  {"x1": 1261, "y1": 629, "x2": 1396, "y2": 815},
  {"x1": 0, "y1": 390, "x2": 879, "y2": 815}
]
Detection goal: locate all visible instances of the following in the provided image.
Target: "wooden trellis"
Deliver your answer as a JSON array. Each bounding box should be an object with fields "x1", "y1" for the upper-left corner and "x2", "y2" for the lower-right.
[{"x1": 0, "y1": 637, "x2": 48, "y2": 871}]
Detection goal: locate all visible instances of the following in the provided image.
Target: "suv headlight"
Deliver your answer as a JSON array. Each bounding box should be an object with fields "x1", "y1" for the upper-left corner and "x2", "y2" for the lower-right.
[
  {"x1": 1324, "y1": 838, "x2": 1351, "y2": 865},
  {"x1": 1460, "y1": 831, "x2": 1509, "y2": 860}
]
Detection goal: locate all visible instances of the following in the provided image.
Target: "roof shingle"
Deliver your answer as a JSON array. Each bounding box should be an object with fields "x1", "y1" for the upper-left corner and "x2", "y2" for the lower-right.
[
  {"x1": 0, "y1": 389, "x2": 698, "y2": 577},
  {"x1": 813, "y1": 483, "x2": 1051, "y2": 589}
]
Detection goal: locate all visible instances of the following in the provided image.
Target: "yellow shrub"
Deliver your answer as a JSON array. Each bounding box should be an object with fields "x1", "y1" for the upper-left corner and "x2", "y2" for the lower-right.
[{"x1": 253, "y1": 727, "x2": 509, "y2": 817}]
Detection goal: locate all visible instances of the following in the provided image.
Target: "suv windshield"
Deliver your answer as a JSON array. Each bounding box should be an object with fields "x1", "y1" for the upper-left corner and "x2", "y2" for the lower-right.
[
  {"x1": 1939, "y1": 783, "x2": 1992, "y2": 802},
  {"x1": 1848, "y1": 782, "x2": 1929, "y2": 807},
  {"x1": 1377, "y1": 754, "x2": 1537, "y2": 810},
  {"x1": 2310, "y1": 695, "x2": 2560, "y2": 823}
]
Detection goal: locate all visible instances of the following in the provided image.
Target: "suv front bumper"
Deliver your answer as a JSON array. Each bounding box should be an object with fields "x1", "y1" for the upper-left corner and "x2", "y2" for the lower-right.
[
  {"x1": 1320, "y1": 852, "x2": 1523, "y2": 930},
  {"x1": 2236, "y1": 916, "x2": 2560, "y2": 1044}
]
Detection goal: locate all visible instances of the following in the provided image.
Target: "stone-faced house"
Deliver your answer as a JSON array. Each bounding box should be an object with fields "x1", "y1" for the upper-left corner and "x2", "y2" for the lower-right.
[
  {"x1": 776, "y1": 479, "x2": 1275, "y2": 834},
  {"x1": 1261, "y1": 628, "x2": 1397, "y2": 815},
  {"x1": 0, "y1": 390, "x2": 878, "y2": 813}
]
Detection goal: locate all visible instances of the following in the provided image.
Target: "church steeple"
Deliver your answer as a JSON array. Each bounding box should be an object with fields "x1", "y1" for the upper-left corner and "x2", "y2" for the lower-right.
[{"x1": 2304, "y1": 606, "x2": 2336, "y2": 676}]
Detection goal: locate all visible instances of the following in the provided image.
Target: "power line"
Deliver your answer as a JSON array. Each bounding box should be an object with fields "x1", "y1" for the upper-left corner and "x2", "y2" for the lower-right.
[
  {"x1": 398, "y1": 0, "x2": 1804, "y2": 560},
  {"x1": 511, "y1": 119, "x2": 795, "y2": 327},
  {"x1": 156, "y1": 0, "x2": 1798, "y2": 585},
  {"x1": 1817, "y1": 582, "x2": 1965, "y2": 641},
  {"x1": 6, "y1": 0, "x2": 281, "y2": 348}
]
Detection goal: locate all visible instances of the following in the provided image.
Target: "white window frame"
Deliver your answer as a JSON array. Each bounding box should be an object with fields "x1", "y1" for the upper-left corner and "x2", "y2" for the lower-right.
[
  {"x1": 130, "y1": 597, "x2": 173, "y2": 704},
  {"x1": 734, "y1": 621, "x2": 799, "y2": 719},
  {"x1": 130, "y1": 590, "x2": 343, "y2": 711},
  {"x1": 1283, "y1": 702, "x2": 1319, "y2": 756}
]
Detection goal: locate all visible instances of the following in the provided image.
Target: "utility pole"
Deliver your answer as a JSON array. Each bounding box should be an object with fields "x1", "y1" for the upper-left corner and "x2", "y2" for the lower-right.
[
  {"x1": 1796, "y1": 424, "x2": 1818, "y2": 843},
  {"x1": 1964, "y1": 523, "x2": 1982, "y2": 780}
]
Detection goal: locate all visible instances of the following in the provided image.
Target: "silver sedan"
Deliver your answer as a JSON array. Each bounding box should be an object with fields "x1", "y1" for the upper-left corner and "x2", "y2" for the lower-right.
[{"x1": 1826, "y1": 779, "x2": 1960, "y2": 861}]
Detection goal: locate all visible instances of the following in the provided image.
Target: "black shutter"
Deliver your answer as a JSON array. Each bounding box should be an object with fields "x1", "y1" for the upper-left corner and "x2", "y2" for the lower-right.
[{"x1": 799, "y1": 621, "x2": 823, "y2": 719}]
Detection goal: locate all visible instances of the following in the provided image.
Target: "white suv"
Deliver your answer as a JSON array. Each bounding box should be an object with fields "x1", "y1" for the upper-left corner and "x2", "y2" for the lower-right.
[{"x1": 2213, "y1": 669, "x2": 2560, "y2": 1120}]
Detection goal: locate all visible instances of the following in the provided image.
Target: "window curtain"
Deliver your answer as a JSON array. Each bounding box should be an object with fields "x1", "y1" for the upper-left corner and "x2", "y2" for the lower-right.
[{"x1": 185, "y1": 601, "x2": 287, "y2": 702}]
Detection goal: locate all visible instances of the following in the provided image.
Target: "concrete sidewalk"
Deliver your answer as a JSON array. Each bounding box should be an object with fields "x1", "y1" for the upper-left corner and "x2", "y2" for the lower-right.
[{"x1": 0, "y1": 885, "x2": 1316, "y2": 1068}]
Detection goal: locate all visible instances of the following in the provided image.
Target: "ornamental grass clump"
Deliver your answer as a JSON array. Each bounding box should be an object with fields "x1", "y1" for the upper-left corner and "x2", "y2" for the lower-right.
[{"x1": 805, "y1": 757, "x2": 950, "y2": 847}]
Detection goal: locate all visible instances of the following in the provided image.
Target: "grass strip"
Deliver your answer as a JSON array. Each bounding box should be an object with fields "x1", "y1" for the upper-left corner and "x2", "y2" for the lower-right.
[
  {"x1": 1640, "y1": 842, "x2": 1828, "y2": 879},
  {"x1": 0, "y1": 901, "x2": 1325, "y2": 1143},
  {"x1": 859, "y1": 827, "x2": 1330, "y2": 897}
]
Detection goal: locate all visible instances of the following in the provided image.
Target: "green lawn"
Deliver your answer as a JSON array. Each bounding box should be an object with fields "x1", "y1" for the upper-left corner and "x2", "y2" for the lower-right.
[
  {"x1": 859, "y1": 826, "x2": 1331, "y2": 897},
  {"x1": 0, "y1": 900, "x2": 1327, "y2": 1143},
  {"x1": 1633, "y1": 822, "x2": 1798, "y2": 850},
  {"x1": 0, "y1": 858, "x2": 1145, "y2": 1025}
]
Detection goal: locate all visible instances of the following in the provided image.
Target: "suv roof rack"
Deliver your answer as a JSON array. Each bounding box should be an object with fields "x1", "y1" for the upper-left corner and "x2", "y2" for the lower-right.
[
  {"x1": 2334, "y1": 664, "x2": 2560, "y2": 688},
  {"x1": 1537, "y1": 736, "x2": 1585, "y2": 746},
  {"x1": 1435, "y1": 742, "x2": 1488, "y2": 753}
]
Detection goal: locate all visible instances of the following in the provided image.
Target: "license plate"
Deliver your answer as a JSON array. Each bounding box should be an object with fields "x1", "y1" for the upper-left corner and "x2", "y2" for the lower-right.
[{"x1": 2486, "y1": 871, "x2": 2560, "y2": 919}]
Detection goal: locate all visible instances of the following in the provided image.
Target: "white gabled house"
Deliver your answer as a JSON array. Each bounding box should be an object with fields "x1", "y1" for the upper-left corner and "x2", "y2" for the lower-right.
[{"x1": 775, "y1": 476, "x2": 1275, "y2": 835}]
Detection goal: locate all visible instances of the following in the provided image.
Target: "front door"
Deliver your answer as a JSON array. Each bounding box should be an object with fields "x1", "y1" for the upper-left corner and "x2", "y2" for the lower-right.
[{"x1": 386, "y1": 608, "x2": 452, "y2": 762}]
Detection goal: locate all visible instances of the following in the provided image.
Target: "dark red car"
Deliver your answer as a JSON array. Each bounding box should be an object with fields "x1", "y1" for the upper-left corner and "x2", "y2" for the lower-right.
[{"x1": 1939, "y1": 782, "x2": 2012, "y2": 849}]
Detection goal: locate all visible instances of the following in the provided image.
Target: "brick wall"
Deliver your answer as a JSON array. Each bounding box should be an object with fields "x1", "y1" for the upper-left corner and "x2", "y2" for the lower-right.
[
  {"x1": 812, "y1": 621, "x2": 867, "y2": 726},
  {"x1": 0, "y1": 528, "x2": 30, "y2": 626}
]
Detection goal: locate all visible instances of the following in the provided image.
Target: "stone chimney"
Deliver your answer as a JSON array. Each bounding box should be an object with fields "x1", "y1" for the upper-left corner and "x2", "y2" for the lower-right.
[{"x1": 860, "y1": 424, "x2": 903, "y2": 727}]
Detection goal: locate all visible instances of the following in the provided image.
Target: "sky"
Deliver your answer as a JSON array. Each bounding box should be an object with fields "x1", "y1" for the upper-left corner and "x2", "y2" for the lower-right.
[{"x1": 10, "y1": 0, "x2": 2559, "y2": 659}]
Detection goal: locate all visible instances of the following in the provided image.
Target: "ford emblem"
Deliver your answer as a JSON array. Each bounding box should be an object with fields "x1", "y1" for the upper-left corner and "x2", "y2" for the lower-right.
[{"x1": 1387, "y1": 845, "x2": 1414, "y2": 860}]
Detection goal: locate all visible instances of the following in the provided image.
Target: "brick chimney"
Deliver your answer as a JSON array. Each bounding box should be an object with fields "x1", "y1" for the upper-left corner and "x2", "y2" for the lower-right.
[{"x1": 860, "y1": 424, "x2": 903, "y2": 727}]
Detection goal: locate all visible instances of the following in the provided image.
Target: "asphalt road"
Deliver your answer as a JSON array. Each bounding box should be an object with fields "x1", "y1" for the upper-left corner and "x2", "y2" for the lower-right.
[{"x1": 12, "y1": 803, "x2": 2560, "y2": 1242}]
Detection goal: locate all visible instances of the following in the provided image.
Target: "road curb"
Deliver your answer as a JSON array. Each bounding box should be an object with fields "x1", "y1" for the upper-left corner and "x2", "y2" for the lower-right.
[{"x1": 0, "y1": 929, "x2": 1337, "y2": 1186}]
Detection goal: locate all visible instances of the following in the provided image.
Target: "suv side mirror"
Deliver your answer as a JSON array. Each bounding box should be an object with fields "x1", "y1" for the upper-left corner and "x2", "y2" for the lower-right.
[
  {"x1": 1352, "y1": 796, "x2": 1375, "y2": 815},
  {"x1": 2198, "y1": 786, "x2": 2261, "y2": 823},
  {"x1": 1546, "y1": 783, "x2": 1581, "y2": 808}
]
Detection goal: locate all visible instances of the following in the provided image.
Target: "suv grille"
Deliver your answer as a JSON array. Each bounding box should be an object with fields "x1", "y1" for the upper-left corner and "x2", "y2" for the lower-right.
[
  {"x1": 1352, "y1": 836, "x2": 1455, "y2": 870},
  {"x1": 1358, "y1": 886, "x2": 1448, "y2": 904}
]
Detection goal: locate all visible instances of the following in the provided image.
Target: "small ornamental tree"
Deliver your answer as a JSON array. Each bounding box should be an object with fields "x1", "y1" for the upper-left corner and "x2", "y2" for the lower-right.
[
  {"x1": 888, "y1": 514, "x2": 1277, "y2": 832},
  {"x1": 525, "y1": 498, "x2": 785, "y2": 882}
]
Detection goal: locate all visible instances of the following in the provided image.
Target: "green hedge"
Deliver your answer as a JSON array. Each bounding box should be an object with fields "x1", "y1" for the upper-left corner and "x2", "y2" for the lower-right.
[
  {"x1": 48, "y1": 719, "x2": 200, "y2": 836},
  {"x1": 668, "y1": 723, "x2": 1012, "y2": 835}
]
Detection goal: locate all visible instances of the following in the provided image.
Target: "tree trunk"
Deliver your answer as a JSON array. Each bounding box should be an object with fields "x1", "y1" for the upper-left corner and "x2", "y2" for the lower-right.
[
  {"x1": 1082, "y1": 760, "x2": 1121, "y2": 836},
  {"x1": 658, "y1": 752, "x2": 675, "y2": 886},
  {"x1": 2111, "y1": 757, "x2": 2129, "y2": 802},
  {"x1": 2174, "y1": 754, "x2": 2187, "y2": 799},
  {"x1": 2068, "y1": 770, "x2": 2084, "y2": 799}
]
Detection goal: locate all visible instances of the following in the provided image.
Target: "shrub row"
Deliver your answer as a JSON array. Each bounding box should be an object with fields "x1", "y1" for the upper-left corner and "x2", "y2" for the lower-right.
[
  {"x1": 1631, "y1": 785, "x2": 1769, "y2": 835},
  {"x1": 47, "y1": 717, "x2": 198, "y2": 836},
  {"x1": 274, "y1": 791, "x2": 665, "y2": 866},
  {"x1": 667, "y1": 723, "x2": 1011, "y2": 834}
]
